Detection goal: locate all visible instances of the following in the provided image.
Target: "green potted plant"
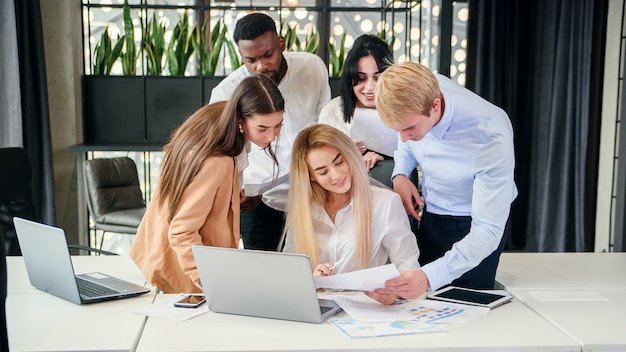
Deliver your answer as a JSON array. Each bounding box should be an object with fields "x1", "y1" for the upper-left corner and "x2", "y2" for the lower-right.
[
  {"x1": 145, "y1": 10, "x2": 203, "y2": 143},
  {"x1": 83, "y1": 0, "x2": 146, "y2": 144},
  {"x1": 194, "y1": 18, "x2": 242, "y2": 104},
  {"x1": 327, "y1": 30, "x2": 347, "y2": 97},
  {"x1": 83, "y1": 2, "x2": 243, "y2": 145},
  {"x1": 143, "y1": 13, "x2": 166, "y2": 76},
  {"x1": 281, "y1": 22, "x2": 320, "y2": 54}
]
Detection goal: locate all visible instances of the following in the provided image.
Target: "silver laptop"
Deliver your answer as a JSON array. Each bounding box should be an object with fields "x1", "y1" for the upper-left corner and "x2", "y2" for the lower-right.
[
  {"x1": 192, "y1": 246, "x2": 342, "y2": 323},
  {"x1": 13, "y1": 217, "x2": 150, "y2": 304}
]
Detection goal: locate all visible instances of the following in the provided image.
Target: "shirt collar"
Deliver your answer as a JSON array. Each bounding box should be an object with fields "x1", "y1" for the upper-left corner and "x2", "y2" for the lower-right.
[{"x1": 429, "y1": 91, "x2": 453, "y2": 140}]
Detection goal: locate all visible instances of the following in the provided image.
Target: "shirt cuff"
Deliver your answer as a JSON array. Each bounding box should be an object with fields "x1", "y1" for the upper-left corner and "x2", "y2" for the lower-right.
[{"x1": 421, "y1": 259, "x2": 451, "y2": 291}]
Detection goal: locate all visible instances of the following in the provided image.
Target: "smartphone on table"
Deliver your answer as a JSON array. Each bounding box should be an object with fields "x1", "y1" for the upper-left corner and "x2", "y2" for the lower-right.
[{"x1": 173, "y1": 294, "x2": 206, "y2": 308}]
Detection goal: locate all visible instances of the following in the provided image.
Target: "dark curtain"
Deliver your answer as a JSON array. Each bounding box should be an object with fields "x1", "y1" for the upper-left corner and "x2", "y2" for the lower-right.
[
  {"x1": 13, "y1": 0, "x2": 57, "y2": 226},
  {"x1": 466, "y1": 0, "x2": 607, "y2": 252},
  {"x1": 1, "y1": 0, "x2": 57, "y2": 345}
]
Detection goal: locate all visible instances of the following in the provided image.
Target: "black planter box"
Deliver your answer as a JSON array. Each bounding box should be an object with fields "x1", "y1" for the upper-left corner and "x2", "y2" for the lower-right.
[
  {"x1": 83, "y1": 76, "x2": 145, "y2": 143},
  {"x1": 83, "y1": 76, "x2": 227, "y2": 145},
  {"x1": 145, "y1": 76, "x2": 203, "y2": 142},
  {"x1": 82, "y1": 75, "x2": 340, "y2": 145}
]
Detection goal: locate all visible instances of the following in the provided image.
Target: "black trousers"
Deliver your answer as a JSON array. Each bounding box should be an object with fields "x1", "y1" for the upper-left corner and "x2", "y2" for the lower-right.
[
  {"x1": 413, "y1": 211, "x2": 508, "y2": 290},
  {"x1": 240, "y1": 201, "x2": 285, "y2": 251}
]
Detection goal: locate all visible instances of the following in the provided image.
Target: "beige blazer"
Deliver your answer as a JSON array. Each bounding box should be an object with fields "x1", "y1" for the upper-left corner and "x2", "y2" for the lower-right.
[{"x1": 130, "y1": 156, "x2": 240, "y2": 293}]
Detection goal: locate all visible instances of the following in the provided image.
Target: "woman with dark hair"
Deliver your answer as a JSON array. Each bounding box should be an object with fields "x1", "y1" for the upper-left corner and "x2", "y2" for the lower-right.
[
  {"x1": 130, "y1": 74, "x2": 284, "y2": 294},
  {"x1": 319, "y1": 34, "x2": 399, "y2": 188}
]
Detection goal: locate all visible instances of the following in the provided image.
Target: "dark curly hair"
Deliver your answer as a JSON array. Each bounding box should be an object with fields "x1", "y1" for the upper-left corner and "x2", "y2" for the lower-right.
[{"x1": 233, "y1": 13, "x2": 277, "y2": 43}]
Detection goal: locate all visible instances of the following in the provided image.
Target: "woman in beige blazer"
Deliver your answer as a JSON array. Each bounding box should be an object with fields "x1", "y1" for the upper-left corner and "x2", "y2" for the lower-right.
[{"x1": 130, "y1": 74, "x2": 284, "y2": 293}]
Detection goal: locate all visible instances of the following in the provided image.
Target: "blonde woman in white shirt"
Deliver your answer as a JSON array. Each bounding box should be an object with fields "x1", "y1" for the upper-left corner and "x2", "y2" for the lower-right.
[{"x1": 282, "y1": 124, "x2": 420, "y2": 305}]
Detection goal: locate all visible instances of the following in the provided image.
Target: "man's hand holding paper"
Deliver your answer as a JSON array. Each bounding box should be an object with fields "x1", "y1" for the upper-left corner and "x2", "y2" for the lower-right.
[{"x1": 313, "y1": 263, "x2": 400, "y2": 291}]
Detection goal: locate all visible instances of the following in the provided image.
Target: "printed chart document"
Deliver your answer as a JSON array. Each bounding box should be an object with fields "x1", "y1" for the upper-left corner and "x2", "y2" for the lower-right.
[
  {"x1": 325, "y1": 294, "x2": 488, "y2": 338},
  {"x1": 330, "y1": 319, "x2": 442, "y2": 338},
  {"x1": 327, "y1": 293, "x2": 442, "y2": 338},
  {"x1": 400, "y1": 298, "x2": 490, "y2": 324},
  {"x1": 314, "y1": 264, "x2": 400, "y2": 291}
]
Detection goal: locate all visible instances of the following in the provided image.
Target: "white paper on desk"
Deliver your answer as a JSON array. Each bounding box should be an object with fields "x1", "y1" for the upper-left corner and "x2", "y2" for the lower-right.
[
  {"x1": 314, "y1": 263, "x2": 400, "y2": 291},
  {"x1": 130, "y1": 295, "x2": 209, "y2": 321},
  {"x1": 349, "y1": 108, "x2": 398, "y2": 157},
  {"x1": 330, "y1": 319, "x2": 442, "y2": 339},
  {"x1": 331, "y1": 292, "x2": 416, "y2": 322}
]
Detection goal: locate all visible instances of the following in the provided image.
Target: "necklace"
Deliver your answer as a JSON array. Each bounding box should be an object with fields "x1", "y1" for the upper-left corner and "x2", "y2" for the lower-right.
[{"x1": 325, "y1": 198, "x2": 350, "y2": 220}]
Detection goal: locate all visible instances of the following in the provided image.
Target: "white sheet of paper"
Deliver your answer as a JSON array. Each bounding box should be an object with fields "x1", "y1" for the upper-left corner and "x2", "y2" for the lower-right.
[
  {"x1": 314, "y1": 263, "x2": 400, "y2": 291},
  {"x1": 130, "y1": 295, "x2": 209, "y2": 321},
  {"x1": 330, "y1": 319, "x2": 442, "y2": 338},
  {"x1": 331, "y1": 293, "x2": 416, "y2": 322},
  {"x1": 348, "y1": 108, "x2": 398, "y2": 157}
]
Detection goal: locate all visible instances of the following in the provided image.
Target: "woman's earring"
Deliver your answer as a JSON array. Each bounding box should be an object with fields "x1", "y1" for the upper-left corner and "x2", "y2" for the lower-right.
[{"x1": 238, "y1": 124, "x2": 244, "y2": 134}]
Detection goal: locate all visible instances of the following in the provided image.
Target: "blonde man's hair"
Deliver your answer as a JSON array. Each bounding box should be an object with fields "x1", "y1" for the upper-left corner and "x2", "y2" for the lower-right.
[
  {"x1": 375, "y1": 62, "x2": 443, "y2": 128},
  {"x1": 286, "y1": 124, "x2": 373, "y2": 270}
]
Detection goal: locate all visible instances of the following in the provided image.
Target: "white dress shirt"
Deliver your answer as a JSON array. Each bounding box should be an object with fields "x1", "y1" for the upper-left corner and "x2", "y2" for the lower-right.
[
  {"x1": 319, "y1": 96, "x2": 398, "y2": 157},
  {"x1": 210, "y1": 52, "x2": 331, "y2": 211},
  {"x1": 392, "y1": 74, "x2": 518, "y2": 290},
  {"x1": 283, "y1": 187, "x2": 421, "y2": 273}
]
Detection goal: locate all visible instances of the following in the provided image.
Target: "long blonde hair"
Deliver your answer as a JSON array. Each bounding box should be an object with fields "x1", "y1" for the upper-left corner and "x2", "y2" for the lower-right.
[
  {"x1": 286, "y1": 124, "x2": 373, "y2": 269},
  {"x1": 157, "y1": 74, "x2": 284, "y2": 221}
]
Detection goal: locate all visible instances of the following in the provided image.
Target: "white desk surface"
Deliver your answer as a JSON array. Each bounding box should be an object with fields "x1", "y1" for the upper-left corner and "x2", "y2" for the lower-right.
[
  {"x1": 135, "y1": 294, "x2": 580, "y2": 352},
  {"x1": 511, "y1": 288, "x2": 626, "y2": 352},
  {"x1": 7, "y1": 254, "x2": 152, "y2": 294},
  {"x1": 496, "y1": 252, "x2": 626, "y2": 290},
  {"x1": 7, "y1": 292, "x2": 155, "y2": 352},
  {"x1": 6, "y1": 254, "x2": 155, "y2": 352}
]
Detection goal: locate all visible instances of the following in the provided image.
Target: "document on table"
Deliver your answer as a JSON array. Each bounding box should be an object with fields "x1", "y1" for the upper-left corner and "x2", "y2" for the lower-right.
[
  {"x1": 314, "y1": 263, "x2": 400, "y2": 291},
  {"x1": 331, "y1": 292, "x2": 415, "y2": 322},
  {"x1": 400, "y1": 298, "x2": 490, "y2": 324},
  {"x1": 327, "y1": 293, "x2": 442, "y2": 338},
  {"x1": 330, "y1": 319, "x2": 442, "y2": 338},
  {"x1": 349, "y1": 108, "x2": 398, "y2": 157},
  {"x1": 130, "y1": 294, "x2": 209, "y2": 321}
]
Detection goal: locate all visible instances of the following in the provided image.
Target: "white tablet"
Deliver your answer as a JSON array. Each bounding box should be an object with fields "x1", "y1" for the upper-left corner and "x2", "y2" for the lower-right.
[{"x1": 426, "y1": 286, "x2": 513, "y2": 309}]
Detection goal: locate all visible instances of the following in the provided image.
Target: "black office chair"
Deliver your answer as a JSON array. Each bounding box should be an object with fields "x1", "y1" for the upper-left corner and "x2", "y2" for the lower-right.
[
  {"x1": 0, "y1": 147, "x2": 36, "y2": 256},
  {"x1": 83, "y1": 157, "x2": 146, "y2": 250},
  {"x1": 0, "y1": 148, "x2": 23, "y2": 352}
]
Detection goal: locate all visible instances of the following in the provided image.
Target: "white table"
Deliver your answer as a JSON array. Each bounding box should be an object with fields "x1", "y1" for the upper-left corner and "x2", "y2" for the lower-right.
[
  {"x1": 496, "y1": 252, "x2": 626, "y2": 290},
  {"x1": 6, "y1": 255, "x2": 155, "y2": 352},
  {"x1": 511, "y1": 288, "x2": 626, "y2": 352},
  {"x1": 7, "y1": 293, "x2": 154, "y2": 352},
  {"x1": 135, "y1": 294, "x2": 580, "y2": 352},
  {"x1": 6, "y1": 255, "x2": 153, "y2": 294}
]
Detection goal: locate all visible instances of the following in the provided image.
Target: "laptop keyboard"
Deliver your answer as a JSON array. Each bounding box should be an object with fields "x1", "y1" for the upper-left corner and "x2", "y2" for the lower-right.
[
  {"x1": 77, "y1": 277, "x2": 119, "y2": 297},
  {"x1": 320, "y1": 305, "x2": 333, "y2": 315}
]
